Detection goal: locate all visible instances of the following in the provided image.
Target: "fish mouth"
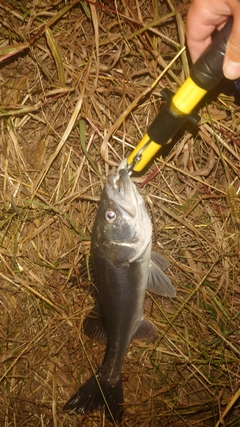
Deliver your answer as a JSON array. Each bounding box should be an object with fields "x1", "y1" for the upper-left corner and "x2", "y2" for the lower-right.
[
  {"x1": 106, "y1": 160, "x2": 138, "y2": 218},
  {"x1": 104, "y1": 159, "x2": 152, "y2": 263}
]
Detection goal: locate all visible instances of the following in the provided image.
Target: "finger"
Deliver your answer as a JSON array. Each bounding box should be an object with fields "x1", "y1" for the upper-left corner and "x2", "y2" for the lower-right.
[
  {"x1": 186, "y1": 0, "x2": 229, "y2": 63},
  {"x1": 223, "y1": 9, "x2": 240, "y2": 79}
]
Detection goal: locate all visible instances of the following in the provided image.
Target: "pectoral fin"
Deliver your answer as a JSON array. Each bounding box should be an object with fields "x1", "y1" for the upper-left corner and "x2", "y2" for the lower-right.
[{"x1": 147, "y1": 251, "x2": 176, "y2": 297}]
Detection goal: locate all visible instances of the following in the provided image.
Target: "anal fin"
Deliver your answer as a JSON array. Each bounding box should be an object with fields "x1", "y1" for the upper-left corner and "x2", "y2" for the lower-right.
[{"x1": 132, "y1": 318, "x2": 158, "y2": 342}]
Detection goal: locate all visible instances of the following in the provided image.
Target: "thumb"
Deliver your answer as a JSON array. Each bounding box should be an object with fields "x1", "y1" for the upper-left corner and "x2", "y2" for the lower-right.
[{"x1": 223, "y1": 15, "x2": 240, "y2": 79}]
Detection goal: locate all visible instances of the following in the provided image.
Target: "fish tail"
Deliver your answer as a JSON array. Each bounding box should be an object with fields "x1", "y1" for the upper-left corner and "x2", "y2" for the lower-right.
[{"x1": 63, "y1": 371, "x2": 124, "y2": 423}]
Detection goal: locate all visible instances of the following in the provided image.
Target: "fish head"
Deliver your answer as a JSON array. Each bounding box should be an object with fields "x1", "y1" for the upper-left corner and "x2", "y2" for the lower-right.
[{"x1": 92, "y1": 167, "x2": 152, "y2": 265}]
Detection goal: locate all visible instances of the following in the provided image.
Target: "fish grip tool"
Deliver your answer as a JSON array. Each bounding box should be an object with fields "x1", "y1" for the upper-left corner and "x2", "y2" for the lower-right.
[{"x1": 127, "y1": 18, "x2": 233, "y2": 173}]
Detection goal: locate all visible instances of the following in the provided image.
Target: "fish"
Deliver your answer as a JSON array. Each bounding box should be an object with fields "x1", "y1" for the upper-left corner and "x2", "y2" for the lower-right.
[{"x1": 63, "y1": 159, "x2": 176, "y2": 423}]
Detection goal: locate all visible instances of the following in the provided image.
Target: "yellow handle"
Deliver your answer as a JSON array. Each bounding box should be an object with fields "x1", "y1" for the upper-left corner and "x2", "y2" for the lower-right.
[
  {"x1": 127, "y1": 134, "x2": 160, "y2": 172},
  {"x1": 171, "y1": 77, "x2": 207, "y2": 115},
  {"x1": 127, "y1": 77, "x2": 207, "y2": 172}
]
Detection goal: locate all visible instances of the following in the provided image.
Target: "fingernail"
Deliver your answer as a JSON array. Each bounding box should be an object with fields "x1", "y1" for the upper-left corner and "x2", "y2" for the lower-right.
[{"x1": 223, "y1": 59, "x2": 240, "y2": 80}]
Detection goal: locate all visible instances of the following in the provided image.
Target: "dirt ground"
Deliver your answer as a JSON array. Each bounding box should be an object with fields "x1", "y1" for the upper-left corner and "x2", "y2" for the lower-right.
[{"x1": 0, "y1": 1, "x2": 239, "y2": 426}]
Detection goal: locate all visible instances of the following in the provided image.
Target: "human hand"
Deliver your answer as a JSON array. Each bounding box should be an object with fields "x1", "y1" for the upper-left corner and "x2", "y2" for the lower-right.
[{"x1": 186, "y1": 0, "x2": 240, "y2": 80}]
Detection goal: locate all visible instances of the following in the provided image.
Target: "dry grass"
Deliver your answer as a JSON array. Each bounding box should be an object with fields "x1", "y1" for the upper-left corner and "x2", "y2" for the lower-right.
[{"x1": 0, "y1": 0, "x2": 239, "y2": 426}]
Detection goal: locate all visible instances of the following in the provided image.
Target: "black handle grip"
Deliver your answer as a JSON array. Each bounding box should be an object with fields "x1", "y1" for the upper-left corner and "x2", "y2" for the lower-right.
[{"x1": 190, "y1": 18, "x2": 233, "y2": 91}]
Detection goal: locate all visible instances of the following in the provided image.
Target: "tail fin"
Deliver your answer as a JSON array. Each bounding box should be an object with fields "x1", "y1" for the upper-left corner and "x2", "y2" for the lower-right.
[{"x1": 63, "y1": 371, "x2": 124, "y2": 423}]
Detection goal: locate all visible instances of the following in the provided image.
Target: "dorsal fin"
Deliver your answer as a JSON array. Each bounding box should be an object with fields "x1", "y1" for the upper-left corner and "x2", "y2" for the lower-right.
[{"x1": 83, "y1": 305, "x2": 107, "y2": 344}]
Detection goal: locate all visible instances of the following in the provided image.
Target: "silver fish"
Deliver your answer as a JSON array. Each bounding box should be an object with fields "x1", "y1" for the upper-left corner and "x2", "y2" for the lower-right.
[{"x1": 63, "y1": 160, "x2": 175, "y2": 423}]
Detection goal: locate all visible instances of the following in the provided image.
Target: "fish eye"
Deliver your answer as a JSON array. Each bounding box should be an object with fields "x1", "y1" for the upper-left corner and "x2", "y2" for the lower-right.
[{"x1": 105, "y1": 209, "x2": 117, "y2": 223}]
